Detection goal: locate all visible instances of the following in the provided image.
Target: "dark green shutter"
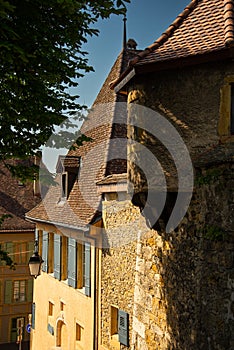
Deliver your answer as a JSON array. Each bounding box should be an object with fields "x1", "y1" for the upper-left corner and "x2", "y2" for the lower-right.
[
  {"x1": 68, "y1": 238, "x2": 77, "y2": 288},
  {"x1": 27, "y1": 241, "x2": 35, "y2": 262},
  {"x1": 84, "y1": 242, "x2": 91, "y2": 297},
  {"x1": 118, "y1": 310, "x2": 129, "y2": 346},
  {"x1": 42, "y1": 231, "x2": 48, "y2": 272},
  {"x1": 6, "y1": 242, "x2": 13, "y2": 258},
  {"x1": 54, "y1": 234, "x2": 61, "y2": 280},
  {"x1": 31, "y1": 303, "x2": 36, "y2": 329},
  {"x1": 4, "y1": 280, "x2": 12, "y2": 304},
  {"x1": 27, "y1": 278, "x2": 33, "y2": 302}
]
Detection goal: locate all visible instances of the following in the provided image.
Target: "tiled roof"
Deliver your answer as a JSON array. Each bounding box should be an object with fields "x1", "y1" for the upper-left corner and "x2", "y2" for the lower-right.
[
  {"x1": 133, "y1": 0, "x2": 234, "y2": 67},
  {"x1": 56, "y1": 155, "x2": 80, "y2": 173},
  {"x1": 0, "y1": 161, "x2": 40, "y2": 231},
  {"x1": 26, "y1": 49, "x2": 138, "y2": 228},
  {"x1": 111, "y1": 0, "x2": 234, "y2": 90},
  {"x1": 96, "y1": 173, "x2": 127, "y2": 185}
]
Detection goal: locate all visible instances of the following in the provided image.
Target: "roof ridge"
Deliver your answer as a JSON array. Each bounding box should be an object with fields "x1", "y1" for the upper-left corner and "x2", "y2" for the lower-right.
[
  {"x1": 128, "y1": 0, "x2": 200, "y2": 67},
  {"x1": 224, "y1": 0, "x2": 234, "y2": 46}
]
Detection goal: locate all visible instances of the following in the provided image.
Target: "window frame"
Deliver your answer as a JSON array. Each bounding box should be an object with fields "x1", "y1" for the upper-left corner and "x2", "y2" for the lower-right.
[
  {"x1": 219, "y1": 77, "x2": 234, "y2": 137},
  {"x1": 61, "y1": 172, "x2": 68, "y2": 199}
]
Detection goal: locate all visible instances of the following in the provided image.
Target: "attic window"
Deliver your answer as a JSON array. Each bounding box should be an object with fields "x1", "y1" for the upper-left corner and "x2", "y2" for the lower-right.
[
  {"x1": 57, "y1": 156, "x2": 80, "y2": 200},
  {"x1": 61, "y1": 173, "x2": 67, "y2": 199}
]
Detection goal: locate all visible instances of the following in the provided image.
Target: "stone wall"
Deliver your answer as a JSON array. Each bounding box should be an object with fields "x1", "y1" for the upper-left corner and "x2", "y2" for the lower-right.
[
  {"x1": 100, "y1": 164, "x2": 234, "y2": 350},
  {"x1": 100, "y1": 60, "x2": 234, "y2": 350}
]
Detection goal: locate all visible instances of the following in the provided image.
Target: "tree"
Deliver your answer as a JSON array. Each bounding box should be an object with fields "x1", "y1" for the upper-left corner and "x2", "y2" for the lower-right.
[
  {"x1": 0, "y1": 214, "x2": 15, "y2": 269},
  {"x1": 0, "y1": 0, "x2": 129, "y2": 179}
]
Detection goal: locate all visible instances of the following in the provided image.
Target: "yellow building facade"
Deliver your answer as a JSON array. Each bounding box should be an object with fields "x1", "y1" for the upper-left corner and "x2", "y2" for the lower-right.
[
  {"x1": 29, "y1": 222, "x2": 101, "y2": 350},
  {"x1": 0, "y1": 231, "x2": 34, "y2": 349}
]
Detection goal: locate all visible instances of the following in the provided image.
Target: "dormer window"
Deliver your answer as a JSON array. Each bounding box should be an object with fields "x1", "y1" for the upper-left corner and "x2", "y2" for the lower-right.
[
  {"x1": 56, "y1": 155, "x2": 80, "y2": 200},
  {"x1": 61, "y1": 173, "x2": 68, "y2": 199}
]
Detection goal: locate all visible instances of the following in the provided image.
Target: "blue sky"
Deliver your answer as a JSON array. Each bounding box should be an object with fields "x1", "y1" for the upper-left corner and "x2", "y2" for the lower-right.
[
  {"x1": 77, "y1": 0, "x2": 190, "y2": 107},
  {"x1": 42, "y1": 0, "x2": 190, "y2": 172}
]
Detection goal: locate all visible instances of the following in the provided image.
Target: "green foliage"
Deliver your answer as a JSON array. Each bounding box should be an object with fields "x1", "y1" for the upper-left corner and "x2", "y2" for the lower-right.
[
  {"x1": 195, "y1": 169, "x2": 222, "y2": 186},
  {"x1": 0, "y1": 244, "x2": 16, "y2": 269},
  {"x1": 0, "y1": 214, "x2": 16, "y2": 269},
  {"x1": 203, "y1": 225, "x2": 227, "y2": 241},
  {"x1": 0, "y1": 214, "x2": 12, "y2": 227},
  {"x1": 0, "y1": 0, "x2": 130, "y2": 177}
]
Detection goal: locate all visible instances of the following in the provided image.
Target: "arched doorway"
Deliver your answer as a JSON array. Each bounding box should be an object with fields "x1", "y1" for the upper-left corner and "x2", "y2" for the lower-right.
[{"x1": 56, "y1": 319, "x2": 67, "y2": 348}]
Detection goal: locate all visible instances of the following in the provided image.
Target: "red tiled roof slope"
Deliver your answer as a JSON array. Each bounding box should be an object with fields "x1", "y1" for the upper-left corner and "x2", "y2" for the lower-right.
[
  {"x1": 27, "y1": 49, "x2": 138, "y2": 228},
  {"x1": 132, "y1": 0, "x2": 234, "y2": 67},
  {"x1": 0, "y1": 162, "x2": 40, "y2": 231}
]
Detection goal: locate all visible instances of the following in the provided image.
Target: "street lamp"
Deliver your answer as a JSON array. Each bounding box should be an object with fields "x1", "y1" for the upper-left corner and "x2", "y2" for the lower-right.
[{"x1": 28, "y1": 240, "x2": 44, "y2": 278}]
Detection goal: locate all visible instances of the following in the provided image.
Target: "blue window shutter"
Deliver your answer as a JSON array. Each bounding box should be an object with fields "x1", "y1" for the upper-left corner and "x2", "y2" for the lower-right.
[
  {"x1": 31, "y1": 303, "x2": 36, "y2": 329},
  {"x1": 54, "y1": 234, "x2": 61, "y2": 280},
  {"x1": 84, "y1": 242, "x2": 91, "y2": 297},
  {"x1": 118, "y1": 310, "x2": 129, "y2": 347},
  {"x1": 68, "y1": 238, "x2": 77, "y2": 288},
  {"x1": 4, "y1": 280, "x2": 12, "y2": 304},
  {"x1": 42, "y1": 231, "x2": 48, "y2": 272}
]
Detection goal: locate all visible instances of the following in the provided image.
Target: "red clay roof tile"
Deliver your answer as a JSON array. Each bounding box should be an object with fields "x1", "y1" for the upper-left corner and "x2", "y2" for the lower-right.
[
  {"x1": 26, "y1": 50, "x2": 137, "y2": 228},
  {"x1": 0, "y1": 161, "x2": 40, "y2": 231},
  {"x1": 111, "y1": 0, "x2": 234, "y2": 90}
]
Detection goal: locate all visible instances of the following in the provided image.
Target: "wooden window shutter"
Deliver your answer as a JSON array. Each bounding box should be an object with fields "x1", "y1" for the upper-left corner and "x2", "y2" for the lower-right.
[
  {"x1": 84, "y1": 242, "x2": 91, "y2": 297},
  {"x1": 219, "y1": 83, "x2": 231, "y2": 136},
  {"x1": 27, "y1": 278, "x2": 33, "y2": 302},
  {"x1": 54, "y1": 234, "x2": 61, "y2": 280},
  {"x1": 31, "y1": 303, "x2": 36, "y2": 329},
  {"x1": 4, "y1": 280, "x2": 12, "y2": 304},
  {"x1": 118, "y1": 309, "x2": 129, "y2": 347},
  {"x1": 27, "y1": 241, "x2": 35, "y2": 263},
  {"x1": 42, "y1": 231, "x2": 48, "y2": 272},
  {"x1": 68, "y1": 238, "x2": 77, "y2": 288}
]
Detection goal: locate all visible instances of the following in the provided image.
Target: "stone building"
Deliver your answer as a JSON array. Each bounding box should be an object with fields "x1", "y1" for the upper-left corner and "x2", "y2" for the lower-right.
[
  {"x1": 25, "y1": 37, "x2": 139, "y2": 349},
  {"x1": 99, "y1": 0, "x2": 234, "y2": 349},
  {"x1": 0, "y1": 159, "x2": 41, "y2": 350}
]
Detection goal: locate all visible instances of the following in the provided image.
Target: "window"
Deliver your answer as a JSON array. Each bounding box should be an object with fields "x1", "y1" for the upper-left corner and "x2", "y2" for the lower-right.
[
  {"x1": 48, "y1": 301, "x2": 54, "y2": 316},
  {"x1": 11, "y1": 317, "x2": 25, "y2": 342},
  {"x1": 60, "y1": 301, "x2": 65, "y2": 311},
  {"x1": 0, "y1": 241, "x2": 34, "y2": 265},
  {"x1": 110, "y1": 307, "x2": 129, "y2": 347},
  {"x1": 111, "y1": 306, "x2": 118, "y2": 338},
  {"x1": 219, "y1": 79, "x2": 234, "y2": 136},
  {"x1": 4, "y1": 279, "x2": 33, "y2": 304},
  {"x1": 76, "y1": 322, "x2": 83, "y2": 341},
  {"x1": 61, "y1": 173, "x2": 67, "y2": 199},
  {"x1": 13, "y1": 280, "x2": 26, "y2": 302},
  {"x1": 67, "y1": 239, "x2": 91, "y2": 296},
  {"x1": 14, "y1": 242, "x2": 26, "y2": 264}
]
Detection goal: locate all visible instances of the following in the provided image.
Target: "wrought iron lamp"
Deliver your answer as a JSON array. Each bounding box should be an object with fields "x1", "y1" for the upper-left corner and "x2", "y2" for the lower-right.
[{"x1": 28, "y1": 240, "x2": 44, "y2": 278}]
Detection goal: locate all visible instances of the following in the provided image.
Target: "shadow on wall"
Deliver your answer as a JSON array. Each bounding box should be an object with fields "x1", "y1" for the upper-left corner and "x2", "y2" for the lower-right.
[{"x1": 145, "y1": 165, "x2": 234, "y2": 350}]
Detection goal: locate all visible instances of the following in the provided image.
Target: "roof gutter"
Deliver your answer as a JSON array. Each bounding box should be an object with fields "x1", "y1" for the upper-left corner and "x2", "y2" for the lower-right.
[
  {"x1": 112, "y1": 67, "x2": 135, "y2": 93},
  {"x1": 25, "y1": 215, "x2": 89, "y2": 232}
]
